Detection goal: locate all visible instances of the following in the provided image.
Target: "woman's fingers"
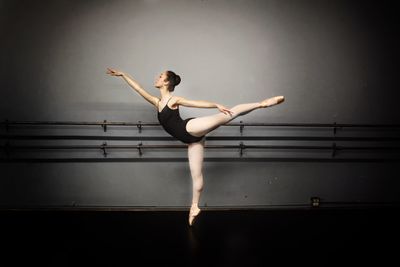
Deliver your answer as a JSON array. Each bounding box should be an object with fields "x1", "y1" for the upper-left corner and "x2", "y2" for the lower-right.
[
  {"x1": 217, "y1": 105, "x2": 234, "y2": 116},
  {"x1": 225, "y1": 108, "x2": 234, "y2": 115},
  {"x1": 106, "y1": 68, "x2": 120, "y2": 76},
  {"x1": 221, "y1": 108, "x2": 234, "y2": 116}
]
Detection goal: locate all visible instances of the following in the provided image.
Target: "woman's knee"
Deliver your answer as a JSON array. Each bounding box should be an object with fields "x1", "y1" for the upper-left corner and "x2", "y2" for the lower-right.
[{"x1": 190, "y1": 170, "x2": 203, "y2": 179}]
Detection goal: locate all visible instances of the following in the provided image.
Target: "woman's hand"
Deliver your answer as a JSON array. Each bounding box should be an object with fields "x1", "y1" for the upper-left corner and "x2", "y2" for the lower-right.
[
  {"x1": 106, "y1": 68, "x2": 125, "y2": 77},
  {"x1": 216, "y1": 104, "x2": 234, "y2": 116}
]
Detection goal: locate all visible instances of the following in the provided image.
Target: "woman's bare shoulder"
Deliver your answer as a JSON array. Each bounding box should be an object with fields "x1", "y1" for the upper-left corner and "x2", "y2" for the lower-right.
[{"x1": 170, "y1": 95, "x2": 181, "y2": 108}]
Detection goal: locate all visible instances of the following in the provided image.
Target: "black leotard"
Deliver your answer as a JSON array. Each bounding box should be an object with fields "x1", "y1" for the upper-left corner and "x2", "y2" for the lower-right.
[{"x1": 157, "y1": 96, "x2": 205, "y2": 144}]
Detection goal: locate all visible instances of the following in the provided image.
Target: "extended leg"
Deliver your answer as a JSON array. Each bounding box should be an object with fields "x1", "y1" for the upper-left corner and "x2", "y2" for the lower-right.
[
  {"x1": 186, "y1": 96, "x2": 284, "y2": 137},
  {"x1": 187, "y1": 138, "x2": 205, "y2": 226}
]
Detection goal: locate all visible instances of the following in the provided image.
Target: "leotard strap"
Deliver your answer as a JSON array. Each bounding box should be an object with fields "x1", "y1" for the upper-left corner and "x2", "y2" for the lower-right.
[{"x1": 158, "y1": 96, "x2": 173, "y2": 111}]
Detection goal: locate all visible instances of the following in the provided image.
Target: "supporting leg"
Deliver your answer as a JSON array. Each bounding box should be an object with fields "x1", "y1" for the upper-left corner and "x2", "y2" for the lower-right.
[{"x1": 187, "y1": 139, "x2": 205, "y2": 226}]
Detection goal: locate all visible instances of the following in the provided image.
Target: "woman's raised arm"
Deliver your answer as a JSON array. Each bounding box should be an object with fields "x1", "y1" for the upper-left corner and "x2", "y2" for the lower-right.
[
  {"x1": 176, "y1": 96, "x2": 234, "y2": 116},
  {"x1": 106, "y1": 68, "x2": 159, "y2": 107}
]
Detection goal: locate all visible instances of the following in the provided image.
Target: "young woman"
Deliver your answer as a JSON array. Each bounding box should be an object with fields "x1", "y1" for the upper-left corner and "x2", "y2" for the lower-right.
[{"x1": 106, "y1": 68, "x2": 285, "y2": 226}]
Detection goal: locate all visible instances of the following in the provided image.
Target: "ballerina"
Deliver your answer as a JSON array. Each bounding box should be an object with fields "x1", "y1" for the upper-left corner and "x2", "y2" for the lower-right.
[{"x1": 106, "y1": 68, "x2": 285, "y2": 226}]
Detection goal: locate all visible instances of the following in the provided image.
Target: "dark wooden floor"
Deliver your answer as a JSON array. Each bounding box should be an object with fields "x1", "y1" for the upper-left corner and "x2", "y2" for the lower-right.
[{"x1": 1, "y1": 207, "x2": 399, "y2": 266}]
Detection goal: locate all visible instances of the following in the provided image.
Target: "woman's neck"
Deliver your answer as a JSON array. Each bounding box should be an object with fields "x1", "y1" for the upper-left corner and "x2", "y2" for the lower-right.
[{"x1": 160, "y1": 87, "x2": 172, "y2": 99}]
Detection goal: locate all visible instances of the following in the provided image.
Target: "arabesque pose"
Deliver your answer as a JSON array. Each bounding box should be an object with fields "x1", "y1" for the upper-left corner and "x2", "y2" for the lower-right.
[{"x1": 107, "y1": 68, "x2": 285, "y2": 226}]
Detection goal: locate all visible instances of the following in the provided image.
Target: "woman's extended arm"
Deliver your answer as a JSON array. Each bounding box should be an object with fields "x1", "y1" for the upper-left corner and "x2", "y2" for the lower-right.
[
  {"x1": 176, "y1": 96, "x2": 234, "y2": 116},
  {"x1": 106, "y1": 68, "x2": 159, "y2": 107}
]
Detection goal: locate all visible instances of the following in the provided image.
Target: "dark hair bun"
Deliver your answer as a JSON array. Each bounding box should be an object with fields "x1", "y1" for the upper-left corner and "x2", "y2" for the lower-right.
[
  {"x1": 175, "y1": 75, "x2": 181, "y2": 86},
  {"x1": 165, "y1": 70, "x2": 181, "y2": 90}
]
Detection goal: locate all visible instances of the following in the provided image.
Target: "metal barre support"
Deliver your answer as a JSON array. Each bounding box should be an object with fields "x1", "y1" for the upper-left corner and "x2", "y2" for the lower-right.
[
  {"x1": 239, "y1": 141, "x2": 245, "y2": 157},
  {"x1": 101, "y1": 120, "x2": 107, "y2": 132},
  {"x1": 137, "y1": 142, "x2": 143, "y2": 156},
  {"x1": 101, "y1": 142, "x2": 107, "y2": 157},
  {"x1": 332, "y1": 142, "x2": 337, "y2": 158}
]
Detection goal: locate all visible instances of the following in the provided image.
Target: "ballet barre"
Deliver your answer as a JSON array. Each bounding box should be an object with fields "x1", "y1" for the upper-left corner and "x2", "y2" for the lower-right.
[
  {"x1": 1, "y1": 119, "x2": 399, "y2": 162},
  {"x1": 2, "y1": 119, "x2": 400, "y2": 134},
  {"x1": 1, "y1": 141, "x2": 400, "y2": 157}
]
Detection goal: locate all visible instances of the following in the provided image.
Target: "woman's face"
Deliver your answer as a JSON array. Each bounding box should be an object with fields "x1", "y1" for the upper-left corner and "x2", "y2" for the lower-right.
[{"x1": 154, "y1": 72, "x2": 168, "y2": 88}]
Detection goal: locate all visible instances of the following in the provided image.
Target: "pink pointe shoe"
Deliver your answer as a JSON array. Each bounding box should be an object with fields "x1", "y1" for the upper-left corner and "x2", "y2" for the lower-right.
[
  {"x1": 260, "y1": 96, "x2": 285, "y2": 108},
  {"x1": 188, "y1": 206, "x2": 201, "y2": 226}
]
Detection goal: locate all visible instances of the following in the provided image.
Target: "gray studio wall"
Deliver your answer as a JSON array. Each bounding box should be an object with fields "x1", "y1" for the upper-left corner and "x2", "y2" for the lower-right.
[{"x1": 1, "y1": 0, "x2": 399, "y2": 208}]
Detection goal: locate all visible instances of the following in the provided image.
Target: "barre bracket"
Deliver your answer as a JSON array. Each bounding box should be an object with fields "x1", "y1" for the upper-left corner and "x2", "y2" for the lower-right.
[
  {"x1": 137, "y1": 142, "x2": 143, "y2": 156},
  {"x1": 101, "y1": 142, "x2": 108, "y2": 157},
  {"x1": 331, "y1": 142, "x2": 336, "y2": 158},
  {"x1": 333, "y1": 121, "x2": 342, "y2": 135},
  {"x1": 102, "y1": 120, "x2": 107, "y2": 132},
  {"x1": 239, "y1": 141, "x2": 245, "y2": 157}
]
